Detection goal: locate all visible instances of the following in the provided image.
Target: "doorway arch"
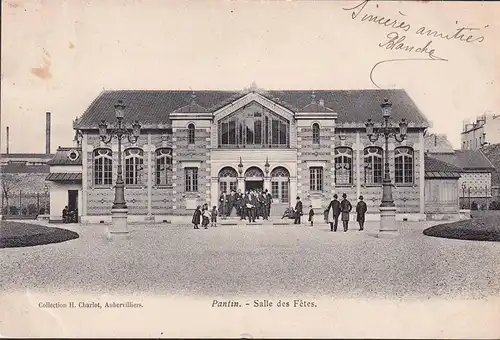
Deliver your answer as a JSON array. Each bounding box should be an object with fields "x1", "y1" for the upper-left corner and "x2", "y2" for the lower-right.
[{"x1": 244, "y1": 166, "x2": 264, "y2": 192}]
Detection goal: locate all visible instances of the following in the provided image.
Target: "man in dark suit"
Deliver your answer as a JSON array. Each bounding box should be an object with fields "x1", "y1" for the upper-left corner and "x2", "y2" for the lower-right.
[
  {"x1": 356, "y1": 195, "x2": 367, "y2": 231},
  {"x1": 239, "y1": 191, "x2": 247, "y2": 220},
  {"x1": 246, "y1": 191, "x2": 257, "y2": 223},
  {"x1": 264, "y1": 189, "x2": 272, "y2": 220},
  {"x1": 219, "y1": 191, "x2": 228, "y2": 219},
  {"x1": 326, "y1": 194, "x2": 341, "y2": 232},
  {"x1": 294, "y1": 196, "x2": 303, "y2": 224}
]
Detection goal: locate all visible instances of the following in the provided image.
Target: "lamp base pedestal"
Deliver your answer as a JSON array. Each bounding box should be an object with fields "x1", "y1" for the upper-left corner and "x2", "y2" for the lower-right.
[
  {"x1": 108, "y1": 207, "x2": 129, "y2": 236},
  {"x1": 377, "y1": 206, "x2": 399, "y2": 238}
]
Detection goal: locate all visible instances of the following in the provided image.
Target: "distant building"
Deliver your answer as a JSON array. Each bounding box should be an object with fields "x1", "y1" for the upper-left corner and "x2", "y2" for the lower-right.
[
  {"x1": 461, "y1": 113, "x2": 500, "y2": 150},
  {"x1": 481, "y1": 143, "x2": 500, "y2": 206}
]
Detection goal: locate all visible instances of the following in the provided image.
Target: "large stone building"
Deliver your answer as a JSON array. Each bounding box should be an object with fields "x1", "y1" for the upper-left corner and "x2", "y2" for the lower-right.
[{"x1": 49, "y1": 87, "x2": 434, "y2": 223}]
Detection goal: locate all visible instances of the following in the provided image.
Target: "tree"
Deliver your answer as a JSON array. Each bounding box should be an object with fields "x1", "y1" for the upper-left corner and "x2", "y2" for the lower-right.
[{"x1": 1, "y1": 173, "x2": 21, "y2": 214}]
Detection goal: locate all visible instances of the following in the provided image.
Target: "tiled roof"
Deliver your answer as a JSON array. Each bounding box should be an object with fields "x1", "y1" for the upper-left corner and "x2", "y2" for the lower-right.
[
  {"x1": 0, "y1": 163, "x2": 50, "y2": 174},
  {"x1": 481, "y1": 143, "x2": 500, "y2": 186},
  {"x1": 430, "y1": 150, "x2": 496, "y2": 171},
  {"x1": 424, "y1": 154, "x2": 462, "y2": 179},
  {"x1": 46, "y1": 173, "x2": 82, "y2": 182},
  {"x1": 75, "y1": 89, "x2": 430, "y2": 128},
  {"x1": 47, "y1": 147, "x2": 83, "y2": 166},
  {"x1": 1, "y1": 153, "x2": 54, "y2": 159},
  {"x1": 301, "y1": 101, "x2": 335, "y2": 113},
  {"x1": 173, "y1": 101, "x2": 208, "y2": 113}
]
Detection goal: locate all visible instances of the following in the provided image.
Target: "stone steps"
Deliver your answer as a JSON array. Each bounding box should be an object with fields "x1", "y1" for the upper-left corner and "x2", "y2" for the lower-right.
[{"x1": 218, "y1": 217, "x2": 297, "y2": 226}]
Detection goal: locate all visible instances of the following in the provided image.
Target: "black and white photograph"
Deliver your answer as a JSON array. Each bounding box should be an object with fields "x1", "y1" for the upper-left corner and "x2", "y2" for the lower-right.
[{"x1": 1, "y1": 0, "x2": 499, "y2": 338}]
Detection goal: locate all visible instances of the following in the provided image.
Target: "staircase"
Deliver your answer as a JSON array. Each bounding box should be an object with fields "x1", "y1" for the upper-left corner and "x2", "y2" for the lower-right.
[{"x1": 218, "y1": 216, "x2": 296, "y2": 226}]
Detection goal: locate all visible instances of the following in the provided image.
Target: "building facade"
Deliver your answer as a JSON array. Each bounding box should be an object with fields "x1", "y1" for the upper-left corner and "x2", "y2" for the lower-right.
[
  {"x1": 461, "y1": 113, "x2": 500, "y2": 150},
  {"x1": 50, "y1": 87, "x2": 433, "y2": 223}
]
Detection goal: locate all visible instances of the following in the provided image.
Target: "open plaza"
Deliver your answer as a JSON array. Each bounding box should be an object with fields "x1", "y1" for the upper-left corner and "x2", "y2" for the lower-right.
[{"x1": 1, "y1": 219, "x2": 499, "y2": 299}]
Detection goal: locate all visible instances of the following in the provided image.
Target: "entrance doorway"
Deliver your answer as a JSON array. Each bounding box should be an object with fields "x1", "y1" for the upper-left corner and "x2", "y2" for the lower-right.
[
  {"x1": 245, "y1": 180, "x2": 263, "y2": 192},
  {"x1": 67, "y1": 190, "x2": 78, "y2": 223},
  {"x1": 270, "y1": 166, "x2": 290, "y2": 216}
]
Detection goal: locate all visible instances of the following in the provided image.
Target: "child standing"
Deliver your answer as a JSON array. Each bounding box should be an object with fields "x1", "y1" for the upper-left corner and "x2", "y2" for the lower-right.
[
  {"x1": 211, "y1": 205, "x2": 218, "y2": 227},
  {"x1": 308, "y1": 205, "x2": 315, "y2": 227},
  {"x1": 202, "y1": 205, "x2": 210, "y2": 229}
]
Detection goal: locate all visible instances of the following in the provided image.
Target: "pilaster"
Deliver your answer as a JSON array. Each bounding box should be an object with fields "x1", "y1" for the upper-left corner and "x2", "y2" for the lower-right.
[
  {"x1": 264, "y1": 177, "x2": 271, "y2": 192},
  {"x1": 355, "y1": 131, "x2": 361, "y2": 200},
  {"x1": 147, "y1": 133, "x2": 153, "y2": 218},
  {"x1": 419, "y1": 131, "x2": 425, "y2": 214},
  {"x1": 211, "y1": 178, "x2": 218, "y2": 206},
  {"x1": 290, "y1": 177, "x2": 298, "y2": 207},
  {"x1": 237, "y1": 177, "x2": 244, "y2": 192},
  {"x1": 82, "y1": 133, "x2": 88, "y2": 216}
]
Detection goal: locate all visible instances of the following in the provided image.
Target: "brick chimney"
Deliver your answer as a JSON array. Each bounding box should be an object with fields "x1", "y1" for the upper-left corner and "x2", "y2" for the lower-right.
[
  {"x1": 6, "y1": 126, "x2": 9, "y2": 154},
  {"x1": 46, "y1": 111, "x2": 51, "y2": 154}
]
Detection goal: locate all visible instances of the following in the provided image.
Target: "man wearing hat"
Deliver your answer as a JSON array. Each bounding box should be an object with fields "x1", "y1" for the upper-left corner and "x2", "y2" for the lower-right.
[
  {"x1": 356, "y1": 195, "x2": 367, "y2": 231},
  {"x1": 339, "y1": 193, "x2": 352, "y2": 232}
]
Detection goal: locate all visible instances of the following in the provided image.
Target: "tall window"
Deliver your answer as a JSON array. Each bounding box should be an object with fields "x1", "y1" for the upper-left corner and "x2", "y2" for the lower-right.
[
  {"x1": 334, "y1": 147, "x2": 353, "y2": 185},
  {"x1": 155, "y1": 148, "x2": 173, "y2": 186},
  {"x1": 310, "y1": 167, "x2": 323, "y2": 191},
  {"x1": 188, "y1": 123, "x2": 195, "y2": 145},
  {"x1": 395, "y1": 147, "x2": 414, "y2": 184},
  {"x1": 312, "y1": 123, "x2": 320, "y2": 145},
  {"x1": 364, "y1": 147, "x2": 383, "y2": 185},
  {"x1": 124, "y1": 148, "x2": 144, "y2": 185},
  {"x1": 93, "y1": 148, "x2": 113, "y2": 185},
  {"x1": 218, "y1": 167, "x2": 238, "y2": 194},
  {"x1": 185, "y1": 167, "x2": 198, "y2": 192},
  {"x1": 218, "y1": 103, "x2": 290, "y2": 148}
]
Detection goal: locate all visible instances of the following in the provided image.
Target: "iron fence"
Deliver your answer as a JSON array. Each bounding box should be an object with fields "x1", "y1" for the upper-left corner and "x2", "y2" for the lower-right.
[{"x1": 1, "y1": 191, "x2": 50, "y2": 216}]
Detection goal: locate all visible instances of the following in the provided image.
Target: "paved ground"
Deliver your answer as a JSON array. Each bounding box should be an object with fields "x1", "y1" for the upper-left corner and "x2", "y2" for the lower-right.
[{"x1": 1, "y1": 219, "x2": 499, "y2": 298}]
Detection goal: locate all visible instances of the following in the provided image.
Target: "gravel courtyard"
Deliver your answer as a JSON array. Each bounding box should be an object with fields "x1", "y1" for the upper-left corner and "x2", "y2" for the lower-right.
[{"x1": 1, "y1": 220, "x2": 499, "y2": 299}]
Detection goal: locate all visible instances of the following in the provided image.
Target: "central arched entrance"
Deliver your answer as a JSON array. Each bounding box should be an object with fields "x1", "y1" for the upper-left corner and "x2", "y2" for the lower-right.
[
  {"x1": 244, "y1": 166, "x2": 264, "y2": 192},
  {"x1": 270, "y1": 166, "x2": 290, "y2": 216}
]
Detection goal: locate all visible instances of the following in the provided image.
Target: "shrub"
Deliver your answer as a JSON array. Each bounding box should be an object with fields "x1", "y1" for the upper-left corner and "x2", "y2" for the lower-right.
[{"x1": 27, "y1": 203, "x2": 38, "y2": 215}]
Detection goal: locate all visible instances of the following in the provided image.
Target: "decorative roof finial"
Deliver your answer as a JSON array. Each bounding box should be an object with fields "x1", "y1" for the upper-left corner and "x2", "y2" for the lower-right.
[
  {"x1": 191, "y1": 91, "x2": 196, "y2": 103},
  {"x1": 311, "y1": 90, "x2": 316, "y2": 103},
  {"x1": 249, "y1": 81, "x2": 258, "y2": 92}
]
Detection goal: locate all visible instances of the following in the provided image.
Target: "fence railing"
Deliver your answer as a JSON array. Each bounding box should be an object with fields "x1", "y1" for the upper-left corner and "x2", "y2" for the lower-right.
[{"x1": 1, "y1": 191, "x2": 50, "y2": 216}]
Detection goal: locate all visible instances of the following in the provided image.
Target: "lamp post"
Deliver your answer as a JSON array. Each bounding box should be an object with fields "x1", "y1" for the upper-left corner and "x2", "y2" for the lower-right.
[
  {"x1": 43, "y1": 183, "x2": 49, "y2": 216},
  {"x1": 99, "y1": 100, "x2": 141, "y2": 235},
  {"x1": 461, "y1": 183, "x2": 467, "y2": 209},
  {"x1": 365, "y1": 98, "x2": 408, "y2": 238}
]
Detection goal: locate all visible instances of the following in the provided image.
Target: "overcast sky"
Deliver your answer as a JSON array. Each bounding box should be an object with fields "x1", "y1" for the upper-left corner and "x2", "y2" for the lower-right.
[{"x1": 1, "y1": 0, "x2": 499, "y2": 153}]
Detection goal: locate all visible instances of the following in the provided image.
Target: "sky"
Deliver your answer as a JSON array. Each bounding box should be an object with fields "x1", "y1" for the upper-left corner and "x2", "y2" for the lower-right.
[{"x1": 1, "y1": 0, "x2": 499, "y2": 153}]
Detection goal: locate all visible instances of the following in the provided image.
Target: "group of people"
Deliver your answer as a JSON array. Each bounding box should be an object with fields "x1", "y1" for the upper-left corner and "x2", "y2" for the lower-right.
[
  {"x1": 190, "y1": 191, "x2": 368, "y2": 231},
  {"x1": 325, "y1": 193, "x2": 367, "y2": 232},
  {"x1": 62, "y1": 206, "x2": 78, "y2": 223},
  {"x1": 218, "y1": 189, "x2": 273, "y2": 222}
]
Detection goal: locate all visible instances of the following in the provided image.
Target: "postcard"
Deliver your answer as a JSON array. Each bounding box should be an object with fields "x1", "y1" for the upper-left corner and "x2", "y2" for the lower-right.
[{"x1": 1, "y1": 0, "x2": 499, "y2": 338}]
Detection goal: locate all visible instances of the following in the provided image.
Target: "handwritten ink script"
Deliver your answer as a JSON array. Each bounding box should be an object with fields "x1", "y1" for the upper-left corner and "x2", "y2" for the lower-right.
[{"x1": 342, "y1": 0, "x2": 487, "y2": 88}]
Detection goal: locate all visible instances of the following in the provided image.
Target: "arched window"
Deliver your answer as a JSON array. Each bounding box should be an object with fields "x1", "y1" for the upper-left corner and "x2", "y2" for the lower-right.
[
  {"x1": 271, "y1": 166, "x2": 290, "y2": 203},
  {"x1": 395, "y1": 147, "x2": 414, "y2": 184},
  {"x1": 312, "y1": 123, "x2": 320, "y2": 145},
  {"x1": 187, "y1": 123, "x2": 195, "y2": 145},
  {"x1": 218, "y1": 166, "x2": 238, "y2": 194},
  {"x1": 245, "y1": 166, "x2": 264, "y2": 178},
  {"x1": 93, "y1": 148, "x2": 113, "y2": 185},
  {"x1": 155, "y1": 148, "x2": 172, "y2": 186},
  {"x1": 124, "y1": 148, "x2": 144, "y2": 185},
  {"x1": 334, "y1": 147, "x2": 353, "y2": 185},
  {"x1": 364, "y1": 147, "x2": 383, "y2": 185}
]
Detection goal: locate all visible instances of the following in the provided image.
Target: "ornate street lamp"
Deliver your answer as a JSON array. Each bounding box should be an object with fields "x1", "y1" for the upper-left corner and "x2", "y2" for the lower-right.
[
  {"x1": 365, "y1": 98, "x2": 408, "y2": 238},
  {"x1": 99, "y1": 100, "x2": 141, "y2": 235}
]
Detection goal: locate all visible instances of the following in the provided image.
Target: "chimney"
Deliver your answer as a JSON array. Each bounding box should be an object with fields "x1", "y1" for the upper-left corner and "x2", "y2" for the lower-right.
[
  {"x1": 319, "y1": 99, "x2": 325, "y2": 106},
  {"x1": 6, "y1": 126, "x2": 9, "y2": 154},
  {"x1": 45, "y1": 111, "x2": 51, "y2": 154}
]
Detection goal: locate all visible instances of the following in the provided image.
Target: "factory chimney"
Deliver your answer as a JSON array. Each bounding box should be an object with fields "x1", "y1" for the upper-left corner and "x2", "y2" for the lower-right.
[
  {"x1": 46, "y1": 111, "x2": 51, "y2": 154},
  {"x1": 6, "y1": 126, "x2": 9, "y2": 154}
]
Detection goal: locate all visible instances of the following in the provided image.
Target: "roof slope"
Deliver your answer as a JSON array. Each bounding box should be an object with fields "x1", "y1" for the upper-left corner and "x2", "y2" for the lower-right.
[
  {"x1": 481, "y1": 143, "x2": 500, "y2": 186},
  {"x1": 75, "y1": 89, "x2": 430, "y2": 128},
  {"x1": 430, "y1": 150, "x2": 496, "y2": 171},
  {"x1": 47, "y1": 147, "x2": 83, "y2": 166},
  {"x1": 424, "y1": 154, "x2": 462, "y2": 178},
  {"x1": 0, "y1": 163, "x2": 50, "y2": 174}
]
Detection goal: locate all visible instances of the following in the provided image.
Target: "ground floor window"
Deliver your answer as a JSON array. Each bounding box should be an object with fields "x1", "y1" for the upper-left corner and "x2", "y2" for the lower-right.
[
  {"x1": 185, "y1": 167, "x2": 198, "y2": 192},
  {"x1": 310, "y1": 167, "x2": 323, "y2": 192}
]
